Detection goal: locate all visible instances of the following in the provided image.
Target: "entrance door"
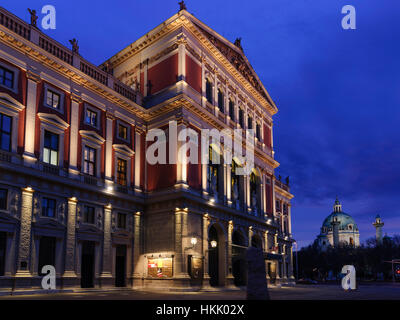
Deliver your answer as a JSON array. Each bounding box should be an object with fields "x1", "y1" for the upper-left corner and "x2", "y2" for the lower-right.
[
  {"x1": 115, "y1": 245, "x2": 126, "y2": 287},
  {"x1": 232, "y1": 231, "x2": 247, "y2": 286},
  {"x1": 269, "y1": 262, "x2": 277, "y2": 284},
  {"x1": 0, "y1": 232, "x2": 6, "y2": 276},
  {"x1": 38, "y1": 236, "x2": 56, "y2": 275},
  {"x1": 81, "y1": 241, "x2": 95, "y2": 288}
]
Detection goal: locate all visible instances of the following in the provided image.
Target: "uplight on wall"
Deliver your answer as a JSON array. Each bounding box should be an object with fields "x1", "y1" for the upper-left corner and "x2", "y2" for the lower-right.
[{"x1": 191, "y1": 237, "x2": 197, "y2": 245}]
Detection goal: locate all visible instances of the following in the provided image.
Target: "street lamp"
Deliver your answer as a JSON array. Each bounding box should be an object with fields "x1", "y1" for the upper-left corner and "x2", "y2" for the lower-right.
[
  {"x1": 294, "y1": 241, "x2": 299, "y2": 281},
  {"x1": 210, "y1": 240, "x2": 217, "y2": 248}
]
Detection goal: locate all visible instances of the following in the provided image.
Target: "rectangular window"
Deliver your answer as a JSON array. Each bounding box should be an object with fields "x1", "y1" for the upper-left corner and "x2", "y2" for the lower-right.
[
  {"x1": 85, "y1": 108, "x2": 98, "y2": 127},
  {"x1": 229, "y1": 100, "x2": 235, "y2": 120},
  {"x1": 0, "y1": 66, "x2": 14, "y2": 89},
  {"x1": 118, "y1": 124, "x2": 128, "y2": 140},
  {"x1": 41, "y1": 197, "x2": 56, "y2": 217},
  {"x1": 84, "y1": 146, "x2": 96, "y2": 176},
  {"x1": 46, "y1": 89, "x2": 60, "y2": 109},
  {"x1": 117, "y1": 158, "x2": 127, "y2": 186},
  {"x1": 0, "y1": 113, "x2": 12, "y2": 152},
  {"x1": 117, "y1": 213, "x2": 127, "y2": 229},
  {"x1": 43, "y1": 130, "x2": 59, "y2": 166},
  {"x1": 0, "y1": 189, "x2": 7, "y2": 210},
  {"x1": 83, "y1": 206, "x2": 95, "y2": 224}
]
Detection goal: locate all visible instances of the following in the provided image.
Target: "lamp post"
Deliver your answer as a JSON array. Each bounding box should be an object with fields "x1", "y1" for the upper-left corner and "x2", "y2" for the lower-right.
[{"x1": 294, "y1": 241, "x2": 299, "y2": 281}]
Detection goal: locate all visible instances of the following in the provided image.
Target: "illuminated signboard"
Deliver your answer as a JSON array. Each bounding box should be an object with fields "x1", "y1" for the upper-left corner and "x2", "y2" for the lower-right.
[{"x1": 147, "y1": 258, "x2": 173, "y2": 278}]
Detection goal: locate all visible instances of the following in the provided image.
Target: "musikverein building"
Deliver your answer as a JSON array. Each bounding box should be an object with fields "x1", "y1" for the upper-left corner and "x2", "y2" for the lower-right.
[{"x1": 0, "y1": 4, "x2": 294, "y2": 291}]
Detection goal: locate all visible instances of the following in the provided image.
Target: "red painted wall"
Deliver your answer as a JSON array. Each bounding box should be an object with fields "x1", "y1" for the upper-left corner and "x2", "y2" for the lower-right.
[
  {"x1": 185, "y1": 54, "x2": 202, "y2": 93},
  {"x1": 187, "y1": 126, "x2": 202, "y2": 190},
  {"x1": 147, "y1": 54, "x2": 178, "y2": 95},
  {"x1": 263, "y1": 124, "x2": 272, "y2": 148}
]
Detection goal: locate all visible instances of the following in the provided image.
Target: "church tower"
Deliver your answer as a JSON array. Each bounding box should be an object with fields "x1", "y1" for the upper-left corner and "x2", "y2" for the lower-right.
[{"x1": 372, "y1": 215, "x2": 384, "y2": 245}]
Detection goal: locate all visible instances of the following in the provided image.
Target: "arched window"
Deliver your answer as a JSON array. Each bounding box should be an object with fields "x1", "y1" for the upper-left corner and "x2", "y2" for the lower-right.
[
  {"x1": 229, "y1": 99, "x2": 235, "y2": 120},
  {"x1": 256, "y1": 123, "x2": 261, "y2": 140},
  {"x1": 208, "y1": 146, "x2": 220, "y2": 198},
  {"x1": 217, "y1": 89, "x2": 224, "y2": 113},
  {"x1": 238, "y1": 109, "x2": 244, "y2": 128},
  {"x1": 247, "y1": 116, "x2": 253, "y2": 130},
  {"x1": 206, "y1": 78, "x2": 213, "y2": 104},
  {"x1": 349, "y1": 237, "x2": 354, "y2": 246}
]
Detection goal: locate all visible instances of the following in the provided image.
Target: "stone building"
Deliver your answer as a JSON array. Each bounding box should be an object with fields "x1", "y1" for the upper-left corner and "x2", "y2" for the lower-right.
[
  {"x1": 0, "y1": 5, "x2": 294, "y2": 291},
  {"x1": 317, "y1": 198, "x2": 360, "y2": 250}
]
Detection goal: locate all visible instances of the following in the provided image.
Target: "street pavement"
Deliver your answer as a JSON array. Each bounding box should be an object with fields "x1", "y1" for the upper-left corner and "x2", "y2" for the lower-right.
[{"x1": 0, "y1": 284, "x2": 399, "y2": 300}]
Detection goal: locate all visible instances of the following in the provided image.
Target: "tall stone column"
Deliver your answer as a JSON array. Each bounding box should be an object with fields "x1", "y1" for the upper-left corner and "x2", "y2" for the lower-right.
[
  {"x1": 282, "y1": 244, "x2": 287, "y2": 280},
  {"x1": 248, "y1": 226, "x2": 253, "y2": 247},
  {"x1": 15, "y1": 187, "x2": 34, "y2": 278},
  {"x1": 176, "y1": 122, "x2": 188, "y2": 186},
  {"x1": 174, "y1": 209, "x2": 190, "y2": 286},
  {"x1": 132, "y1": 212, "x2": 142, "y2": 286},
  {"x1": 69, "y1": 94, "x2": 81, "y2": 177},
  {"x1": 202, "y1": 214, "x2": 211, "y2": 288},
  {"x1": 100, "y1": 205, "x2": 113, "y2": 285},
  {"x1": 105, "y1": 113, "x2": 114, "y2": 186},
  {"x1": 201, "y1": 56, "x2": 206, "y2": 108},
  {"x1": 134, "y1": 128, "x2": 143, "y2": 193},
  {"x1": 226, "y1": 221, "x2": 234, "y2": 286},
  {"x1": 23, "y1": 71, "x2": 40, "y2": 166},
  {"x1": 264, "y1": 231, "x2": 270, "y2": 280},
  {"x1": 288, "y1": 204, "x2": 292, "y2": 236},
  {"x1": 177, "y1": 34, "x2": 187, "y2": 82},
  {"x1": 62, "y1": 197, "x2": 78, "y2": 282}
]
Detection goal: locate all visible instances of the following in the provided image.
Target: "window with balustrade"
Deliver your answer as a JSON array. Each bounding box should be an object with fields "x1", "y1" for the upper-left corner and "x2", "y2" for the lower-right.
[
  {"x1": 83, "y1": 206, "x2": 95, "y2": 224},
  {"x1": 229, "y1": 100, "x2": 235, "y2": 120},
  {"x1": 117, "y1": 158, "x2": 127, "y2": 186},
  {"x1": 83, "y1": 146, "x2": 96, "y2": 176},
  {"x1": 217, "y1": 89, "x2": 224, "y2": 113},
  {"x1": 43, "y1": 130, "x2": 59, "y2": 166}
]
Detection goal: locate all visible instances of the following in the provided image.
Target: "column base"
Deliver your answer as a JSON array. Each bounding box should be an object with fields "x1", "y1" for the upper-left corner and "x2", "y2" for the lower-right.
[
  {"x1": 99, "y1": 272, "x2": 114, "y2": 288},
  {"x1": 61, "y1": 271, "x2": 78, "y2": 288}
]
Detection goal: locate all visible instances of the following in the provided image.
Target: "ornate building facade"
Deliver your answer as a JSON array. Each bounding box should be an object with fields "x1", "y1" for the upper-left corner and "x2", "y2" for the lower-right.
[
  {"x1": 317, "y1": 198, "x2": 360, "y2": 250},
  {"x1": 0, "y1": 5, "x2": 294, "y2": 291}
]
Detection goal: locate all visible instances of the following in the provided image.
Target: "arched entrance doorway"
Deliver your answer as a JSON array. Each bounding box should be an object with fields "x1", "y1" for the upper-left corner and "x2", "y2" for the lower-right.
[
  {"x1": 208, "y1": 224, "x2": 225, "y2": 287},
  {"x1": 232, "y1": 230, "x2": 247, "y2": 286}
]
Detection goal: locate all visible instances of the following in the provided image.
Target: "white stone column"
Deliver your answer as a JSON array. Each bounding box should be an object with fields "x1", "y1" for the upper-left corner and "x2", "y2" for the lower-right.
[
  {"x1": 69, "y1": 95, "x2": 80, "y2": 177},
  {"x1": 134, "y1": 128, "x2": 142, "y2": 193},
  {"x1": 174, "y1": 210, "x2": 189, "y2": 282},
  {"x1": 100, "y1": 205, "x2": 112, "y2": 280},
  {"x1": 55, "y1": 238, "x2": 63, "y2": 276},
  {"x1": 288, "y1": 204, "x2": 292, "y2": 236},
  {"x1": 143, "y1": 59, "x2": 148, "y2": 97},
  {"x1": 201, "y1": 57, "x2": 206, "y2": 108},
  {"x1": 23, "y1": 72, "x2": 40, "y2": 166},
  {"x1": 16, "y1": 187, "x2": 34, "y2": 276},
  {"x1": 176, "y1": 122, "x2": 188, "y2": 186},
  {"x1": 261, "y1": 174, "x2": 266, "y2": 217},
  {"x1": 132, "y1": 212, "x2": 142, "y2": 281},
  {"x1": 282, "y1": 244, "x2": 287, "y2": 279},
  {"x1": 63, "y1": 197, "x2": 78, "y2": 278},
  {"x1": 226, "y1": 163, "x2": 231, "y2": 204},
  {"x1": 105, "y1": 113, "x2": 114, "y2": 184},
  {"x1": 248, "y1": 226, "x2": 253, "y2": 247},
  {"x1": 202, "y1": 214, "x2": 211, "y2": 287},
  {"x1": 177, "y1": 35, "x2": 187, "y2": 82},
  {"x1": 226, "y1": 221, "x2": 234, "y2": 284}
]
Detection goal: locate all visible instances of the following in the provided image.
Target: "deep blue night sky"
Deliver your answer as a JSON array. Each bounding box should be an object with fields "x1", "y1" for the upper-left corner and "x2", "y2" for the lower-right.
[{"x1": 3, "y1": 1, "x2": 399, "y2": 248}]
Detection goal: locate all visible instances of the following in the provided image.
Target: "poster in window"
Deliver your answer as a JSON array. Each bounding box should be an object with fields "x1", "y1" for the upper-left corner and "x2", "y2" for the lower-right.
[{"x1": 147, "y1": 258, "x2": 173, "y2": 278}]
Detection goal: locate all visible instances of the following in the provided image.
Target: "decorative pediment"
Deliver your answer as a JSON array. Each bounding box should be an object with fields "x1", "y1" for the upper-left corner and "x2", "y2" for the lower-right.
[
  {"x1": 0, "y1": 92, "x2": 25, "y2": 112},
  {"x1": 78, "y1": 224, "x2": 102, "y2": 234},
  {"x1": 38, "y1": 113, "x2": 69, "y2": 131},
  {"x1": 0, "y1": 212, "x2": 18, "y2": 224},
  {"x1": 33, "y1": 218, "x2": 65, "y2": 230},
  {"x1": 79, "y1": 130, "x2": 106, "y2": 145},
  {"x1": 113, "y1": 144, "x2": 134, "y2": 157},
  {"x1": 193, "y1": 23, "x2": 273, "y2": 106}
]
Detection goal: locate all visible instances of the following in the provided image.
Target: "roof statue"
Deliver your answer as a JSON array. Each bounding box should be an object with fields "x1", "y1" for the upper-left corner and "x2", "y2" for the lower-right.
[
  {"x1": 178, "y1": 1, "x2": 187, "y2": 12},
  {"x1": 27, "y1": 8, "x2": 38, "y2": 27},
  {"x1": 69, "y1": 38, "x2": 79, "y2": 54},
  {"x1": 234, "y1": 37, "x2": 243, "y2": 51}
]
